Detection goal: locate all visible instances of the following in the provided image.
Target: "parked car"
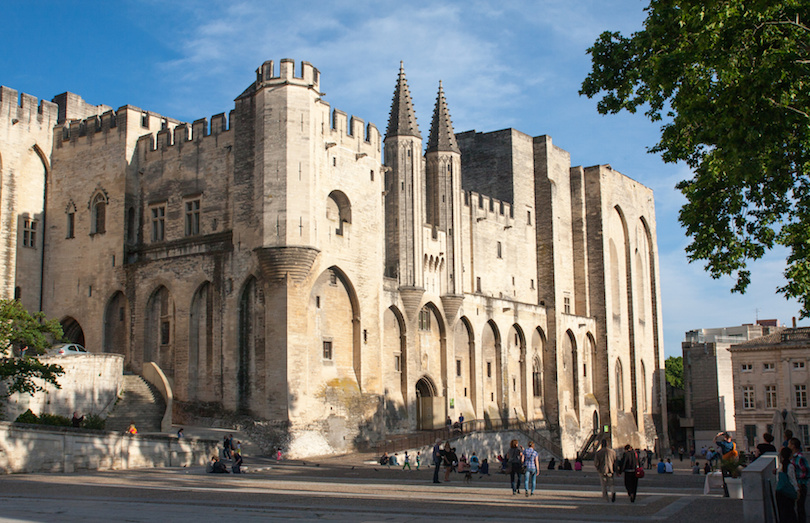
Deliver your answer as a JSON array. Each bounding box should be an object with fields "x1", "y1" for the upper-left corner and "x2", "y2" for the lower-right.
[{"x1": 48, "y1": 343, "x2": 88, "y2": 356}]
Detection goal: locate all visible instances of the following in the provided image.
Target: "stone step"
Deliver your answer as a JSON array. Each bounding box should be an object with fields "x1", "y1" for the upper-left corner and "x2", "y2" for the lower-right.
[{"x1": 106, "y1": 375, "x2": 165, "y2": 433}]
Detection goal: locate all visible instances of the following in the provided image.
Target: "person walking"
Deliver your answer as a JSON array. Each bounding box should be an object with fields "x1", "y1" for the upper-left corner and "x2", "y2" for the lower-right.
[
  {"x1": 223, "y1": 435, "x2": 232, "y2": 460},
  {"x1": 789, "y1": 437, "x2": 809, "y2": 521},
  {"x1": 432, "y1": 439, "x2": 443, "y2": 484},
  {"x1": 522, "y1": 441, "x2": 540, "y2": 497},
  {"x1": 619, "y1": 444, "x2": 640, "y2": 502},
  {"x1": 594, "y1": 439, "x2": 617, "y2": 502},
  {"x1": 402, "y1": 451, "x2": 411, "y2": 471},
  {"x1": 506, "y1": 439, "x2": 523, "y2": 495},
  {"x1": 415, "y1": 451, "x2": 421, "y2": 470}
]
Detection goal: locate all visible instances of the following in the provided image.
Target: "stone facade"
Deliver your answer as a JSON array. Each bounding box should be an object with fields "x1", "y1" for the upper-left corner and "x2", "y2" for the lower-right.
[
  {"x1": 681, "y1": 322, "x2": 780, "y2": 450},
  {"x1": 0, "y1": 59, "x2": 667, "y2": 458},
  {"x1": 729, "y1": 327, "x2": 810, "y2": 451}
]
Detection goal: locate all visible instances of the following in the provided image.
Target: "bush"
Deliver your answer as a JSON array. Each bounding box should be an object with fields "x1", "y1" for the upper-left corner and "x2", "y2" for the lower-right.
[
  {"x1": 39, "y1": 413, "x2": 71, "y2": 426},
  {"x1": 83, "y1": 413, "x2": 106, "y2": 430},
  {"x1": 14, "y1": 409, "x2": 72, "y2": 427},
  {"x1": 15, "y1": 409, "x2": 39, "y2": 424}
]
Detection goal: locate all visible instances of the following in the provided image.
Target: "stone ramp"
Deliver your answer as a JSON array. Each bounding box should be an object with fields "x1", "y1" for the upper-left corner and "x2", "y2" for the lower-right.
[{"x1": 106, "y1": 374, "x2": 165, "y2": 433}]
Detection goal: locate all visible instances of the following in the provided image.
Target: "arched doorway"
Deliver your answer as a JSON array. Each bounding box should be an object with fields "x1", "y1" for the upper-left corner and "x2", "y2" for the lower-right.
[
  {"x1": 103, "y1": 292, "x2": 128, "y2": 357},
  {"x1": 415, "y1": 376, "x2": 439, "y2": 430},
  {"x1": 61, "y1": 317, "x2": 85, "y2": 347}
]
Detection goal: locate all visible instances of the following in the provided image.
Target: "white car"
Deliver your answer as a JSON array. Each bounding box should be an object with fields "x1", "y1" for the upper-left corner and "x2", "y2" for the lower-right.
[{"x1": 48, "y1": 343, "x2": 88, "y2": 356}]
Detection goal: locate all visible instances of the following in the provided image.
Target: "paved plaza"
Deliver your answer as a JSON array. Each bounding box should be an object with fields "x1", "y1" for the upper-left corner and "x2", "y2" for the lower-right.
[{"x1": 0, "y1": 452, "x2": 743, "y2": 522}]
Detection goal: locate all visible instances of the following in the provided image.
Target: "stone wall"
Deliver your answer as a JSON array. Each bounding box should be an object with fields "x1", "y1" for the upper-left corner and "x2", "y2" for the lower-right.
[
  {"x1": 0, "y1": 422, "x2": 217, "y2": 473},
  {"x1": 3, "y1": 353, "x2": 123, "y2": 421}
]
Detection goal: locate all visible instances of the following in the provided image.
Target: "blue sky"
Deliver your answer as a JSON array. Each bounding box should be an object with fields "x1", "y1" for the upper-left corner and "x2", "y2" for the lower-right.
[{"x1": 2, "y1": 0, "x2": 805, "y2": 356}]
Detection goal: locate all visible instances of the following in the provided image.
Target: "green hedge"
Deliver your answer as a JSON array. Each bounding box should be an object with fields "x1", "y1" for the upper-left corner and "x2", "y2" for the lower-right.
[{"x1": 14, "y1": 409, "x2": 105, "y2": 430}]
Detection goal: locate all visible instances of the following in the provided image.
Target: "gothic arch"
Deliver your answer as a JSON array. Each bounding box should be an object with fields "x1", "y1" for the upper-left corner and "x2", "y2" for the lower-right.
[
  {"x1": 639, "y1": 215, "x2": 662, "y2": 414},
  {"x1": 90, "y1": 189, "x2": 108, "y2": 234},
  {"x1": 565, "y1": 330, "x2": 579, "y2": 420},
  {"x1": 60, "y1": 317, "x2": 85, "y2": 347},
  {"x1": 237, "y1": 276, "x2": 263, "y2": 413},
  {"x1": 189, "y1": 281, "x2": 213, "y2": 401},
  {"x1": 310, "y1": 266, "x2": 362, "y2": 392},
  {"x1": 383, "y1": 305, "x2": 407, "y2": 408},
  {"x1": 615, "y1": 205, "x2": 638, "y2": 422},
  {"x1": 103, "y1": 291, "x2": 128, "y2": 358},
  {"x1": 417, "y1": 301, "x2": 447, "y2": 402},
  {"x1": 454, "y1": 316, "x2": 476, "y2": 418},
  {"x1": 144, "y1": 285, "x2": 174, "y2": 376},
  {"x1": 482, "y1": 320, "x2": 502, "y2": 419},
  {"x1": 506, "y1": 324, "x2": 527, "y2": 419}
]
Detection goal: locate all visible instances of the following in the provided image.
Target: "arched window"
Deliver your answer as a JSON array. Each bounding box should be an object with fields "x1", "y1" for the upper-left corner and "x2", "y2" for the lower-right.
[
  {"x1": 91, "y1": 192, "x2": 107, "y2": 234},
  {"x1": 327, "y1": 190, "x2": 351, "y2": 236}
]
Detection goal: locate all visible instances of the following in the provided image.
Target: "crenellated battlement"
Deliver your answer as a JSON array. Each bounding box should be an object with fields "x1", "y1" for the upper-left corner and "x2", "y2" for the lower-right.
[
  {"x1": 325, "y1": 108, "x2": 381, "y2": 155},
  {"x1": 255, "y1": 59, "x2": 321, "y2": 92},
  {"x1": 137, "y1": 110, "x2": 234, "y2": 158},
  {"x1": 0, "y1": 86, "x2": 58, "y2": 126},
  {"x1": 464, "y1": 190, "x2": 514, "y2": 223}
]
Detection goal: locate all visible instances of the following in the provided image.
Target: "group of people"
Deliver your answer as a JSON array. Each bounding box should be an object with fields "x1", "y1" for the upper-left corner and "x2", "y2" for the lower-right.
[
  {"x1": 430, "y1": 440, "x2": 492, "y2": 483},
  {"x1": 208, "y1": 434, "x2": 244, "y2": 473}
]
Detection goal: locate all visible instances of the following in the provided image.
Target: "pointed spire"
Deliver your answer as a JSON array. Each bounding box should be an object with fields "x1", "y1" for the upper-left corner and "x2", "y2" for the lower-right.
[
  {"x1": 386, "y1": 62, "x2": 421, "y2": 140},
  {"x1": 426, "y1": 81, "x2": 460, "y2": 154}
]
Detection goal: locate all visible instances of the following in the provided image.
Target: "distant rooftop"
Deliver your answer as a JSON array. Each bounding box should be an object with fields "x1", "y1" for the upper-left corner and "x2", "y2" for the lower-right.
[{"x1": 683, "y1": 320, "x2": 782, "y2": 344}]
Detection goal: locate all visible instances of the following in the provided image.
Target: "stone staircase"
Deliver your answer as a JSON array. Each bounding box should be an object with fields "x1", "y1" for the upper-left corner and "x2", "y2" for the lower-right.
[{"x1": 106, "y1": 374, "x2": 166, "y2": 433}]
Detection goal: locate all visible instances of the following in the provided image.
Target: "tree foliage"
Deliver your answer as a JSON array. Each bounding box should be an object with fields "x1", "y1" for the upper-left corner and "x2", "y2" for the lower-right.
[
  {"x1": 581, "y1": 0, "x2": 810, "y2": 315},
  {"x1": 665, "y1": 356, "x2": 684, "y2": 389},
  {"x1": 0, "y1": 300, "x2": 64, "y2": 397}
]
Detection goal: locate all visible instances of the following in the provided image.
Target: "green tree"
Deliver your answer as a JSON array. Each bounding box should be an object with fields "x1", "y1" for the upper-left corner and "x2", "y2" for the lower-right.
[
  {"x1": 0, "y1": 300, "x2": 64, "y2": 397},
  {"x1": 665, "y1": 356, "x2": 684, "y2": 389},
  {"x1": 580, "y1": 1, "x2": 810, "y2": 314}
]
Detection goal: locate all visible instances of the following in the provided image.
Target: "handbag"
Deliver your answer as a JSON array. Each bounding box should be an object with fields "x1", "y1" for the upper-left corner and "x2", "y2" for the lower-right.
[
  {"x1": 776, "y1": 471, "x2": 798, "y2": 499},
  {"x1": 634, "y1": 451, "x2": 645, "y2": 478}
]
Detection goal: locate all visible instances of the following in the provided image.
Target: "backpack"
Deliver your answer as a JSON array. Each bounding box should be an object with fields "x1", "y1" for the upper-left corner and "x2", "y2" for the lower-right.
[{"x1": 777, "y1": 471, "x2": 798, "y2": 500}]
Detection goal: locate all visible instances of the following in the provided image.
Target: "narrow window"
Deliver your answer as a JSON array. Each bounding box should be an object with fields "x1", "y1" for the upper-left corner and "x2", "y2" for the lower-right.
[
  {"x1": 329, "y1": 271, "x2": 337, "y2": 286},
  {"x1": 456, "y1": 359, "x2": 462, "y2": 377},
  {"x1": 497, "y1": 242, "x2": 502, "y2": 259},
  {"x1": 394, "y1": 354, "x2": 401, "y2": 372},
  {"x1": 22, "y1": 218, "x2": 37, "y2": 248},
  {"x1": 418, "y1": 308, "x2": 431, "y2": 331},
  {"x1": 185, "y1": 198, "x2": 201, "y2": 236},
  {"x1": 91, "y1": 193, "x2": 106, "y2": 234},
  {"x1": 742, "y1": 385, "x2": 755, "y2": 409},
  {"x1": 487, "y1": 361, "x2": 492, "y2": 378},
  {"x1": 151, "y1": 205, "x2": 166, "y2": 242},
  {"x1": 796, "y1": 384, "x2": 807, "y2": 408},
  {"x1": 323, "y1": 340, "x2": 333, "y2": 360},
  {"x1": 527, "y1": 210, "x2": 532, "y2": 225},
  {"x1": 766, "y1": 385, "x2": 777, "y2": 409},
  {"x1": 564, "y1": 296, "x2": 571, "y2": 314},
  {"x1": 160, "y1": 321, "x2": 170, "y2": 345},
  {"x1": 476, "y1": 277, "x2": 482, "y2": 293},
  {"x1": 66, "y1": 213, "x2": 75, "y2": 239}
]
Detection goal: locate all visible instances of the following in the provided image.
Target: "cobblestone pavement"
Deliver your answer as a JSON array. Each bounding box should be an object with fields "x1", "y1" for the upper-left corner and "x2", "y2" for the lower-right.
[{"x1": 0, "y1": 452, "x2": 744, "y2": 522}]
